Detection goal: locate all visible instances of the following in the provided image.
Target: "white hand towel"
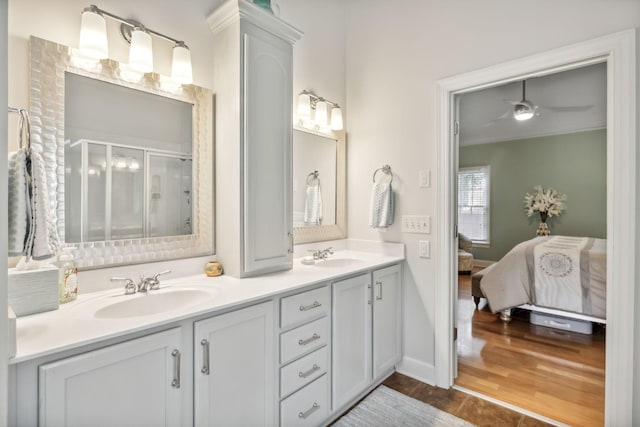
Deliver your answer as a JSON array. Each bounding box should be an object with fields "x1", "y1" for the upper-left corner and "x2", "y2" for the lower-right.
[
  {"x1": 7, "y1": 148, "x2": 31, "y2": 256},
  {"x1": 304, "y1": 182, "x2": 323, "y2": 225},
  {"x1": 369, "y1": 182, "x2": 394, "y2": 229},
  {"x1": 24, "y1": 149, "x2": 60, "y2": 260}
]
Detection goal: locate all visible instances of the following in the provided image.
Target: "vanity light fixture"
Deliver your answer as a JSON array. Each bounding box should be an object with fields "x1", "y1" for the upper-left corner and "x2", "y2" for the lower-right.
[
  {"x1": 78, "y1": 4, "x2": 193, "y2": 84},
  {"x1": 296, "y1": 90, "x2": 343, "y2": 131}
]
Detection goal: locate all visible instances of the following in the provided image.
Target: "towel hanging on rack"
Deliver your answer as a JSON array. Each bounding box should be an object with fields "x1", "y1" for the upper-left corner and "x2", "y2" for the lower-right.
[
  {"x1": 304, "y1": 170, "x2": 323, "y2": 225},
  {"x1": 369, "y1": 165, "x2": 394, "y2": 229},
  {"x1": 7, "y1": 107, "x2": 59, "y2": 260}
]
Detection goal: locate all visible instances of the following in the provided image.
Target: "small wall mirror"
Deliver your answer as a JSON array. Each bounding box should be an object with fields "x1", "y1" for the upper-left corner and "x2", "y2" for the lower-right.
[
  {"x1": 29, "y1": 36, "x2": 213, "y2": 268},
  {"x1": 292, "y1": 126, "x2": 346, "y2": 243}
]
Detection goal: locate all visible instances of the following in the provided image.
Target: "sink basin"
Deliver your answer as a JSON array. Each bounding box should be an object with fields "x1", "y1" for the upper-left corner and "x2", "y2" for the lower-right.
[
  {"x1": 93, "y1": 288, "x2": 211, "y2": 319},
  {"x1": 313, "y1": 258, "x2": 364, "y2": 268}
]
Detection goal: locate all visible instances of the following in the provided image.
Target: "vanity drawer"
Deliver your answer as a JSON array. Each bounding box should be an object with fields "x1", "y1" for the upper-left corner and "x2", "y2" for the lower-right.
[
  {"x1": 281, "y1": 346, "x2": 328, "y2": 398},
  {"x1": 280, "y1": 317, "x2": 328, "y2": 364},
  {"x1": 281, "y1": 286, "x2": 330, "y2": 329},
  {"x1": 280, "y1": 375, "x2": 329, "y2": 427}
]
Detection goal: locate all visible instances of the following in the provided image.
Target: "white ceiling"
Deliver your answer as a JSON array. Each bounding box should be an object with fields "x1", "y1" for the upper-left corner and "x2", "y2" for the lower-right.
[{"x1": 458, "y1": 62, "x2": 607, "y2": 146}]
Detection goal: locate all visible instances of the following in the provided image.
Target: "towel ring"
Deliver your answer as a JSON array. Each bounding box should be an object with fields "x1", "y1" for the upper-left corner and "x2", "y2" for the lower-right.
[
  {"x1": 306, "y1": 170, "x2": 320, "y2": 185},
  {"x1": 373, "y1": 164, "x2": 393, "y2": 184},
  {"x1": 8, "y1": 107, "x2": 31, "y2": 150}
]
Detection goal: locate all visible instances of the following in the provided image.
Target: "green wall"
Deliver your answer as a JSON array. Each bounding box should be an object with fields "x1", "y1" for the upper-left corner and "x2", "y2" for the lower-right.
[{"x1": 459, "y1": 129, "x2": 606, "y2": 261}]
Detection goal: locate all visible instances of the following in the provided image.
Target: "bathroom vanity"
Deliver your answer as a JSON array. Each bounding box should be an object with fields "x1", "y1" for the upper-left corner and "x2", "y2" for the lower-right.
[{"x1": 9, "y1": 243, "x2": 403, "y2": 426}]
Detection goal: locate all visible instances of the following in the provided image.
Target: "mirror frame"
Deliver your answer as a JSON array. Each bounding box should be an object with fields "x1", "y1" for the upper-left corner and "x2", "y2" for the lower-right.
[
  {"x1": 29, "y1": 36, "x2": 214, "y2": 268},
  {"x1": 292, "y1": 125, "x2": 346, "y2": 244}
]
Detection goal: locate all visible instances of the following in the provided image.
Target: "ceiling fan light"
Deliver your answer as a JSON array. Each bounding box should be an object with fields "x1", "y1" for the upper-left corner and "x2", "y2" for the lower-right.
[{"x1": 514, "y1": 103, "x2": 534, "y2": 121}]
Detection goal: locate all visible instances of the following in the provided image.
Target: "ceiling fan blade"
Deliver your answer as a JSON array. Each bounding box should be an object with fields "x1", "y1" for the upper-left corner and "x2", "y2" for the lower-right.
[
  {"x1": 539, "y1": 105, "x2": 593, "y2": 113},
  {"x1": 483, "y1": 110, "x2": 511, "y2": 127}
]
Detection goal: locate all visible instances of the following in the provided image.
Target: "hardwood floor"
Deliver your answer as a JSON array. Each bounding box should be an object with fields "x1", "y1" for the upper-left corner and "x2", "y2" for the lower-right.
[{"x1": 456, "y1": 270, "x2": 605, "y2": 427}]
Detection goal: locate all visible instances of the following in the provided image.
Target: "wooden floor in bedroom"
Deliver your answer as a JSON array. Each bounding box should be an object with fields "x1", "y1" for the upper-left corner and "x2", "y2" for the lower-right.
[{"x1": 456, "y1": 269, "x2": 606, "y2": 427}]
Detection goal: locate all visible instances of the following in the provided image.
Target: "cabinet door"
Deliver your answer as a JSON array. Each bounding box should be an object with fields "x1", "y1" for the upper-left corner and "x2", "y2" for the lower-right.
[
  {"x1": 39, "y1": 328, "x2": 183, "y2": 427},
  {"x1": 243, "y1": 24, "x2": 293, "y2": 276},
  {"x1": 194, "y1": 301, "x2": 275, "y2": 427},
  {"x1": 373, "y1": 264, "x2": 402, "y2": 379},
  {"x1": 332, "y1": 273, "x2": 372, "y2": 410}
]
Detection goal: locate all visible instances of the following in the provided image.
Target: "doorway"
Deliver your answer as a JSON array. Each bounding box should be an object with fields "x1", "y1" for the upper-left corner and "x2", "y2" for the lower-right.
[{"x1": 434, "y1": 30, "x2": 636, "y2": 426}]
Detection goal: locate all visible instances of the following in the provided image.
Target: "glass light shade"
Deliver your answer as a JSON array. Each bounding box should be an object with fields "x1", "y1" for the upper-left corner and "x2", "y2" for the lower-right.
[
  {"x1": 330, "y1": 107, "x2": 343, "y2": 130},
  {"x1": 129, "y1": 28, "x2": 153, "y2": 73},
  {"x1": 78, "y1": 9, "x2": 108, "y2": 59},
  {"x1": 172, "y1": 43, "x2": 193, "y2": 85},
  {"x1": 513, "y1": 106, "x2": 534, "y2": 121},
  {"x1": 297, "y1": 93, "x2": 311, "y2": 119},
  {"x1": 315, "y1": 100, "x2": 329, "y2": 127}
]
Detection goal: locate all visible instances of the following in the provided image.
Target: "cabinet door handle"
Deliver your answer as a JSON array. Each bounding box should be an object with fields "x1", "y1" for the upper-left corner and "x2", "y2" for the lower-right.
[
  {"x1": 299, "y1": 301, "x2": 321, "y2": 312},
  {"x1": 171, "y1": 349, "x2": 181, "y2": 388},
  {"x1": 298, "y1": 333, "x2": 320, "y2": 346},
  {"x1": 201, "y1": 339, "x2": 210, "y2": 375},
  {"x1": 376, "y1": 280, "x2": 383, "y2": 300},
  {"x1": 298, "y1": 402, "x2": 319, "y2": 419},
  {"x1": 298, "y1": 364, "x2": 320, "y2": 379}
]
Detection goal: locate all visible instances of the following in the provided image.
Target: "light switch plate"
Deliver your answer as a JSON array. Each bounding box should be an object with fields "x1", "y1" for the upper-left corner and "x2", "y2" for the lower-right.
[
  {"x1": 419, "y1": 169, "x2": 430, "y2": 188},
  {"x1": 419, "y1": 240, "x2": 430, "y2": 258},
  {"x1": 401, "y1": 215, "x2": 430, "y2": 234}
]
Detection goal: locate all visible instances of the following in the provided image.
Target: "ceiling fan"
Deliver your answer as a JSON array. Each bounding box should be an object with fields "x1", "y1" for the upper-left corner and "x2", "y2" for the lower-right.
[{"x1": 484, "y1": 80, "x2": 593, "y2": 125}]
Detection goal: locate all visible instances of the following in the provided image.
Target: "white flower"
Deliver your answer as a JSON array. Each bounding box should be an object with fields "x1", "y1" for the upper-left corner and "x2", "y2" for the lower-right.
[{"x1": 523, "y1": 185, "x2": 567, "y2": 217}]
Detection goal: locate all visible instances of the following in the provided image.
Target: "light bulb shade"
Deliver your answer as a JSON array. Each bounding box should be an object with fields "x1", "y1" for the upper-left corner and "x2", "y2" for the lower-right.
[
  {"x1": 172, "y1": 43, "x2": 193, "y2": 85},
  {"x1": 297, "y1": 93, "x2": 311, "y2": 119},
  {"x1": 129, "y1": 28, "x2": 153, "y2": 73},
  {"x1": 330, "y1": 107, "x2": 343, "y2": 130},
  {"x1": 315, "y1": 101, "x2": 328, "y2": 127},
  {"x1": 79, "y1": 9, "x2": 108, "y2": 59},
  {"x1": 513, "y1": 101, "x2": 534, "y2": 121}
]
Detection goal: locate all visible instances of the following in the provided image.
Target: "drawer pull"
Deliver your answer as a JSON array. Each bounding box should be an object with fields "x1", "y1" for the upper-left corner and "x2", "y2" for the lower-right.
[
  {"x1": 299, "y1": 301, "x2": 321, "y2": 312},
  {"x1": 376, "y1": 281, "x2": 383, "y2": 300},
  {"x1": 298, "y1": 364, "x2": 320, "y2": 379},
  {"x1": 201, "y1": 339, "x2": 210, "y2": 375},
  {"x1": 298, "y1": 402, "x2": 319, "y2": 419},
  {"x1": 171, "y1": 349, "x2": 181, "y2": 388},
  {"x1": 298, "y1": 333, "x2": 320, "y2": 346}
]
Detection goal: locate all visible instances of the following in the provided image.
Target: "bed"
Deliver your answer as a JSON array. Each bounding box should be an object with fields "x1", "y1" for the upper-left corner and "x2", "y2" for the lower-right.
[{"x1": 472, "y1": 235, "x2": 606, "y2": 324}]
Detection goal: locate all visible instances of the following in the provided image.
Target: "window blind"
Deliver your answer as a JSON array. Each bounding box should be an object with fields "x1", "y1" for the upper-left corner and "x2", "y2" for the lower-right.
[{"x1": 458, "y1": 166, "x2": 490, "y2": 243}]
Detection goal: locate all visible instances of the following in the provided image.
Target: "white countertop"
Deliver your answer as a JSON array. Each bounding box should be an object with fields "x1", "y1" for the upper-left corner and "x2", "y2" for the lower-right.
[{"x1": 11, "y1": 242, "x2": 404, "y2": 364}]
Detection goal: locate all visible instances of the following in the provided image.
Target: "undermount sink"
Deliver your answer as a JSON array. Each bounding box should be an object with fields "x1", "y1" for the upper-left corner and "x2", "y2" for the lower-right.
[
  {"x1": 312, "y1": 258, "x2": 364, "y2": 268},
  {"x1": 93, "y1": 288, "x2": 211, "y2": 319}
]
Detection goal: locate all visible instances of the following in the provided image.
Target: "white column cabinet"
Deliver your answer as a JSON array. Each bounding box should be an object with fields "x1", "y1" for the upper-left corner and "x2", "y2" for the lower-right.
[
  {"x1": 38, "y1": 328, "x2": 183, "y2": 427},
  {"x1": 194, "y1": 301, "x2": 275, "y2": 427},
  {"x1": 208, "y1": 0, "x2": 303, "y2": 278},
  {"x1": 332, "y1": 264, "x2": 402, "y2": 411},
  {"x1": 331, "y1": 273, "x2": 372, "y2": 410}
]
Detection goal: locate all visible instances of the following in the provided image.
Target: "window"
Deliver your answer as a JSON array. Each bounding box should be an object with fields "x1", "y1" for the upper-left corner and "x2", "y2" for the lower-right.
[{"x1": 458, "y1": 166, "x2": 490, "y2": 244}]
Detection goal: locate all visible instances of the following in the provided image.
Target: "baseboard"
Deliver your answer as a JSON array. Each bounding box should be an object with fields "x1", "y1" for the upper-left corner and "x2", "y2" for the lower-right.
[
  {"x1": 474, "y1": 259, "x2": 496, "y2": 268},
  {"x1": 396, "y1": 356, "x2": 436, "y2": 385}
]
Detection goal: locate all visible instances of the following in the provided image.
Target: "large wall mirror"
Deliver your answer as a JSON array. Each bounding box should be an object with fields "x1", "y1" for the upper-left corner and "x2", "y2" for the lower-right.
[
  {"x1": 29, "y1": 36, "x2": 213, "y2": 268},
  {"x1": 292, "y1": 126, "x2": 346, "y2": 243}
]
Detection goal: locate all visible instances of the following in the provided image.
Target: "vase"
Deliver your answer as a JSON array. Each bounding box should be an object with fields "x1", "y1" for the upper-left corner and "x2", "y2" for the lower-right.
[{"x1": 536, "y1": 211, "x2": 550, "y2": 236}]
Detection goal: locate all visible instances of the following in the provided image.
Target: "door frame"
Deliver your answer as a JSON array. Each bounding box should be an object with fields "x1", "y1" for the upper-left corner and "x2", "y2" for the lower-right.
[{"x1": 434, "y1": 29, "x2": 636, "y2": 425}]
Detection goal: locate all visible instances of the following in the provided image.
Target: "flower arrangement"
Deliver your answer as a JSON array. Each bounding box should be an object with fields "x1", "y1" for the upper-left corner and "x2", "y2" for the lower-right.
[{"x1": 523, "y1": 185, "x2": 567, "y2": 235}]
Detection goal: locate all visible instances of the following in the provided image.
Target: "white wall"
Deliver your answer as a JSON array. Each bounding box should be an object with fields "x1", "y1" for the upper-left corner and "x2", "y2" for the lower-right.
[
  {"x1": 343, "y1": 0, "x2": 640, "y2": 398},
  {"x1": 1, "y1": 1, "x2": 8, "y2": 423}
]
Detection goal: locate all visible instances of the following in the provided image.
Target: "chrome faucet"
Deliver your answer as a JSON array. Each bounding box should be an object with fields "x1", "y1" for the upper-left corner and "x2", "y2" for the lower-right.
[
  {"x1": 111, "y1": 270, "x2": 171, "y2": 295},
  {"x1": 311, "y1": 247, "x2": 334, "y2": 261}
]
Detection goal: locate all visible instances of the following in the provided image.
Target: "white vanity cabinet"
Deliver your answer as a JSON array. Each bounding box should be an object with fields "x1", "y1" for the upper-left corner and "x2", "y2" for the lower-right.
[
  {"x1": 208, "y1": 0, "x2": 303, "y2": 278},
  {"x1": 332, "y1": 264, "x2": 402, "y2": 411},
  {"x1": 194, "y1": 301, "x2": 275, "y2": 427},
  {"x1": 38, "y1": 328, "x2": 183, "y2": 427}
]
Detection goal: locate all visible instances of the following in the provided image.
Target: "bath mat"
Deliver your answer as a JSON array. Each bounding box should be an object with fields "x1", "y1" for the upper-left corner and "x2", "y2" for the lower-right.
[{"x1": 333, "y1": 385, "x2": 475, "y2": 427}]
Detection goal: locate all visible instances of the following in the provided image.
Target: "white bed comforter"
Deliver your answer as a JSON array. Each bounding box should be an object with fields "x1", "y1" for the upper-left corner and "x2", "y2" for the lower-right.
[{"x1": 480, "y1": 236, "x2": 606, "y2": 318}]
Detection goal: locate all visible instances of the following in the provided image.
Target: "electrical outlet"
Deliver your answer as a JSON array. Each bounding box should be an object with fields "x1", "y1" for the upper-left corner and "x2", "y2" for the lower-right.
[
  {"x1": 401, "y1": 215, "x2": 430, "y2": 234},
  {"x1": 419, "y1": 240, "x2": 430, "y2": 258}
]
